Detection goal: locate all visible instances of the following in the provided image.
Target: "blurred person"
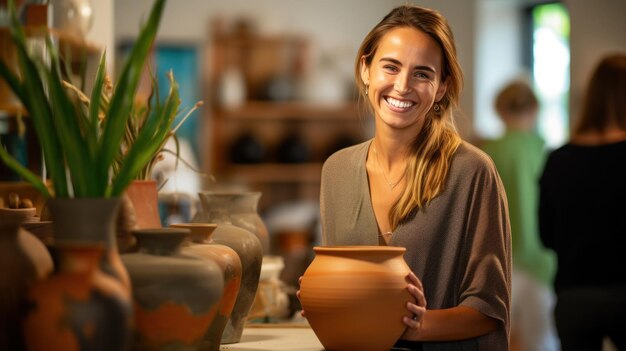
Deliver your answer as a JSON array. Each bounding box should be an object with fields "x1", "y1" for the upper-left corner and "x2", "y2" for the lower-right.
[
  {"x1": 481, "y1": 80, "x2": 559, "y2": 351},
  {"x1": 303, "y1": 5, "x2": 512, "y2": 350},
  {"x1": 539, "y1": 53, "x2": 626, "y2": 351}
]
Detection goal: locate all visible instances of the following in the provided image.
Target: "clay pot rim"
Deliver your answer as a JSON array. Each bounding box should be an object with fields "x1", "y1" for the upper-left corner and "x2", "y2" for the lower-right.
[
  {"x1": 314, "y1": 245, "x2": 406, "y2": 253},
  {"x1": 170, "y1": 223, "x2": 217, "y2": 230},
  {"x1": 198, "y1": 190, "x2": 261, "y2": 197},
  {"x1": 0, "y1": 207, "x2": 37, "y2": 222},
  {"x1": 0, "y1": 207, "x2": 36, "y2": 215},
  {"x1": 132, "y1": 228, "x2": 190, "y2": 235}
]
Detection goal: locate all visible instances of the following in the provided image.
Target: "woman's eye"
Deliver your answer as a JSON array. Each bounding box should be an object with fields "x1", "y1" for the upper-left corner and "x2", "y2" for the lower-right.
[
  {"x1": 414, "y1": 72, "x2": 429, "y2": 79},
  {"x1": 383, "y1": 65, "x2": 398, "y2": 72}
]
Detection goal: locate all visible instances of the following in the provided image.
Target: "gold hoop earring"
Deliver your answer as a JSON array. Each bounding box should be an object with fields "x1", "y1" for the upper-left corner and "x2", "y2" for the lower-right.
[{"x1": 433, "y1": 102, "x2": 441, "y2": 115}]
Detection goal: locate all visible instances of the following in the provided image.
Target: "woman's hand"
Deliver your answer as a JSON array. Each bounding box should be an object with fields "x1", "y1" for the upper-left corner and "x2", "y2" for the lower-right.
[{"x1": 401, "y1": 271, "x2": 427, "y2": 339}]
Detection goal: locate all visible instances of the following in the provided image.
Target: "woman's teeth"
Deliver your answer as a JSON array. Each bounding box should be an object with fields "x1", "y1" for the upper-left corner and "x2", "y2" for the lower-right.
[{"x1": 386, "y1": 97, "x2": 414, "y2": 109}]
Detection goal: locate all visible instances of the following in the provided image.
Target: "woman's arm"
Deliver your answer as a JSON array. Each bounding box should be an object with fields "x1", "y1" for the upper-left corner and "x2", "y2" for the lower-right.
[{"x1": 402, "y1": 306, "x2": 499, "y2": 341}]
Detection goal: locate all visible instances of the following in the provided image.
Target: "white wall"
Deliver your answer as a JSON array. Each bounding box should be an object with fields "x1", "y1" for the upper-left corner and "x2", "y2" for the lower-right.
[
  {"x1": 565, "y1": 0, "x2": 626, "y2": 129},
  {"x1": 86, "y1": 0, "x2": 114, "y2": 73},
  {"x1": 474, "y1": 0, "x2": 525, "y2": 140}
]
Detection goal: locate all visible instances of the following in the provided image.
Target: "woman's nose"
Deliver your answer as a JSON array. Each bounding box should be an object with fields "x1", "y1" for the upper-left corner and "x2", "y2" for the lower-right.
[{"x1": 394, "y1": 73, "x2": 411, "y2": 94}]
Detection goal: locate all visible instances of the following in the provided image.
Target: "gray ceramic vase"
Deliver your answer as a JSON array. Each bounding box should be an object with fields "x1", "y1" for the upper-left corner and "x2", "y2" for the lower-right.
[
  {"x1": 121, "y1": 228, "x2": 224, "y2": 351},
  {"x1": 193, "y1": 192, "x2": 263, "y2": 344}
]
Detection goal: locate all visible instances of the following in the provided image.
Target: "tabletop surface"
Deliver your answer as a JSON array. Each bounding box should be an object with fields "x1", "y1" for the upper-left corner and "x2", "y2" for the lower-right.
[{"x1": 219, "y1": 324, "x2": 324, "y2": 351}]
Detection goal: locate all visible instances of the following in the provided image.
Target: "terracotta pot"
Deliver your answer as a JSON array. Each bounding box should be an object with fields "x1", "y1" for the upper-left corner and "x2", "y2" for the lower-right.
[
  {"x1": 46, "y1": 198, "x2": 131, "y2": 291},
  {"x1": 124, "y1": 179, "x2": 162, "y2": 230},
  {"x1": 196, "y1": 191, "x2": 270, "y2": 255},
  {"x1": 121, "y1": 228, "x2": 224, "y2": 350},
  {"x1": 192, "y1": 198, "x2": 263, "y2": 344},
  {"x1": 0, "y1": 207, "x2": 54, "y2": 350},
  {"x1": 22, "y1": 243, "x2": 132, "y2": 351},
  {"x1": 300, "y1": 246, "x2": 413, "y2": 351},
  {"x1": 173, "y1": 223, "x2": 243, "y2": 351}
]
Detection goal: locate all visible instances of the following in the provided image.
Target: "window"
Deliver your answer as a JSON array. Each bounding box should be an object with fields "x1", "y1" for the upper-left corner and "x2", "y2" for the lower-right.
[{"x1": 528, "y1": 2, "x2": 570, "y2": 149}]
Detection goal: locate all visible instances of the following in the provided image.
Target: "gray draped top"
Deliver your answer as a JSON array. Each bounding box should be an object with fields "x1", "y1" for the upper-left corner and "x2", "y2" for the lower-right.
[{"x1": 320, "y1": 140, "x2": 511, "y2": 351}]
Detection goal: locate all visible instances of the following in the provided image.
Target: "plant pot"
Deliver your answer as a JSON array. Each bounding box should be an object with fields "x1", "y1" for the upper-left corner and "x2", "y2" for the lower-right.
[
  {"x1": 299, "y1": 246, "x2": 413, "y2": 351},
  {"x1": 125, "y1": 179, "x2": 162, "y2": 230}
]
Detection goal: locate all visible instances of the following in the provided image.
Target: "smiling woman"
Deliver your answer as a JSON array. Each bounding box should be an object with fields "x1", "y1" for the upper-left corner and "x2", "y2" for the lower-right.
[{"x1": 311, "y1": 5, "x2": 512, "y2": 351}]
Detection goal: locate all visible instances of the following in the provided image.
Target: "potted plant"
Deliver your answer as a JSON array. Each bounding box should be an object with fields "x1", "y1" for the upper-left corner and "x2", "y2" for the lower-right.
[
  {"x1": 0, "y1": 0, "x2": 175, "y2": 348},
  {"x1": 110, "y1": 70, "x2": 202, "y2": 231},
  {"x1": 0, "y1": 0, "x2": 170, "y2": 283},
  {"x1": 0, "y1": 0, "x2": 170, "y2": 198}
]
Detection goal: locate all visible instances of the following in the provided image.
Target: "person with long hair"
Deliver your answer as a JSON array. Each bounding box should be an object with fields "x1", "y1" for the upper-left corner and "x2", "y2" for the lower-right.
[
  {"x1": 317, "y1": 5, "x2": 511, "y2": 350},
  {"x1": 539, "y1": 53, "x2": 626, "y2": 351}
]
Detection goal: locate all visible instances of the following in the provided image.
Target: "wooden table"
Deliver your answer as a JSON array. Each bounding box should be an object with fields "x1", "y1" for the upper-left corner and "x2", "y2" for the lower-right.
[{"x1": 219, "y1": 324, "x2": 324, "y2": 351}]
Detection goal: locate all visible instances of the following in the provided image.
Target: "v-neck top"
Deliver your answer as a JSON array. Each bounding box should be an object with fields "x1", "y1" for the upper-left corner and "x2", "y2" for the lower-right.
[{"x1": 320, "y1": 139, "x2": 511, "y2": 350}]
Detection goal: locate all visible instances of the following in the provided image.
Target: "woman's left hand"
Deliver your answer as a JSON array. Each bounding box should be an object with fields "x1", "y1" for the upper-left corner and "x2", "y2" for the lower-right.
[{"x1": 401, "y1": 271, "x2": 427, "y2": 338}]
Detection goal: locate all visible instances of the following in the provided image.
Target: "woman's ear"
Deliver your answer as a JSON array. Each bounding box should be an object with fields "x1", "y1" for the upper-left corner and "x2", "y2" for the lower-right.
[
  {"x1": 435, "y1": 76, "x2": 449, "y2": 102},
  {"x1": 360, "y1": 56, "x2": 369, "y2": 85}
]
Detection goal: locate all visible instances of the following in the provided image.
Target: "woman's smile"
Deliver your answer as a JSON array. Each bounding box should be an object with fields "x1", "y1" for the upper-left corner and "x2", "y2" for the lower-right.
[{"x1": 384, "y1": 96, "x2": 416, "y2": 112}]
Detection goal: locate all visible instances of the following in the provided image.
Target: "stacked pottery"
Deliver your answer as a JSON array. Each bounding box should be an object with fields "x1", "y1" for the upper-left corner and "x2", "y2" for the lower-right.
[
  {"x1": 121, "y1": 228, "x2": 224, "y2": 350},
  {"x1": 0, "y1": 207, "x2": 54, "y2": 350},
  {"x1": 299, "y1": 246, "x2": 413, "y2": 351},
  {"x1": 193, "y1": 194, "x2": 263, "y2": 344},
  {"x1": 172, "y1": 222, "x2": 243, "y2": 351},
  {"x1": 197, "y1": 191, "x2": 270, "y2": 255},
  {"x1": 22, "y1": 243, "x2": 133, "y2": 351}
]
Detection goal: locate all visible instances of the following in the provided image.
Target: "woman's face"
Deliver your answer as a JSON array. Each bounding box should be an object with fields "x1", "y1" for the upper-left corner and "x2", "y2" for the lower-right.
[{"x1": 361, "y1": 26, "x2": 448, "y2": 132}]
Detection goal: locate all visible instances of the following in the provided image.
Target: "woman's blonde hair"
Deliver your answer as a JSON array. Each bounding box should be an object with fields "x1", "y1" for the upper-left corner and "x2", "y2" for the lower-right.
[{"x1": 355, "y1": 5, "x2": 463, "y2": 229}]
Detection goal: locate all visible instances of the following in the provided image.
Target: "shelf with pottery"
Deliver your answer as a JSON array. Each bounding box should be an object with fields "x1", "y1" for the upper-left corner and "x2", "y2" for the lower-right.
[
  {"x1": 205, "y1": 18, "x2": 370, "y2": 215},
  {"x1": 217, "y1": 101, "x2": 361, "y2": 120}
]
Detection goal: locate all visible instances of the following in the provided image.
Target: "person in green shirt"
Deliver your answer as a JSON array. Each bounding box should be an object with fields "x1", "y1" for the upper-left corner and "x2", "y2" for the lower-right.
[{"x1": 481, "y1": 80, "x2": 559, "y2": 351}]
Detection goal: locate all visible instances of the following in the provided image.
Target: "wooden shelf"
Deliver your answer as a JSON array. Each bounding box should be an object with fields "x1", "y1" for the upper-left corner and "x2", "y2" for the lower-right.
[
  {"x1": 222, "y1": 163, "x2": 323, "y2": 184},
  {"x1": 205, "y1": 23, "x2": 368, "y2": 213},
  {"x1": 218, "y1": 101, "x2": 361, "y2": 120}
]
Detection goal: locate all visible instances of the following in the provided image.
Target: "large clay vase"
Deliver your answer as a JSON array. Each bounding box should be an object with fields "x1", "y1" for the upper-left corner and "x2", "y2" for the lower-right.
[
  {"x1": 121, "y1": 228, "x2": 224, "y2": 351},
  {"x1": 196, "y1": 191, "x2": 270, "y2": 255},
  {"x1": 193, "y1": 197, "x2": 263, "y2": 344},
  {"x1": 172, "y1": 223, "x2": 242, "y2": 351},
  {"x1": 0, "y1": 207, "x2": 54, "y2": 350},
  {"x1": 299, "y1": 246, "x2": 413, "y2": 351},
  {"x1": 46, "y1": 198, "x2": 131, "y2": 291},
  {"x1": 22, "y1": 243, "x2": 132, "y2": 351}
]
